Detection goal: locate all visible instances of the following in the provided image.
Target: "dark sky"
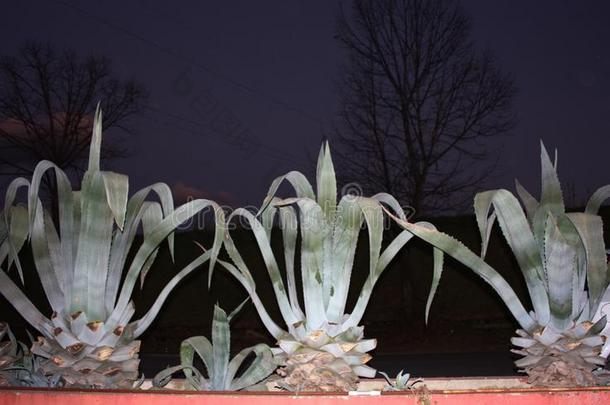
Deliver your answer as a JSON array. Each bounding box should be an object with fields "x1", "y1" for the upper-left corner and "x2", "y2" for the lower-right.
[{"x1": 2, "y1": 1, "x2": 609, "y2": 210}]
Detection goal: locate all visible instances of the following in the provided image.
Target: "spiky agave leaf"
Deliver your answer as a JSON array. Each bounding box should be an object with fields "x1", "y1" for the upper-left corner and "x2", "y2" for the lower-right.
[
  {"x1": 588, "y1": 185, "x2": 610, "y2": 358},
  {"x1": 386, "y1": 142, "x2": 610, "y2": 387},
  {"x1": 217, "y1": 142, "x2": 444, "y2": 391},
  {"x1": 0, "y1": 106, "x2": 225, "y2": 388},
  {"x1": 153, "y1": 303, "x2": 276, "y2": 391}
]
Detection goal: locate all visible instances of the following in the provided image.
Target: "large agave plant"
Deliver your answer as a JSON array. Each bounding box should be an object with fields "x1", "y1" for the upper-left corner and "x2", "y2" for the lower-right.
[
  {"x1": 388, "y1": 143, "x2": 610, "y2": 386},
  {"x1": 153, "y1": 302, "x2": 276, "y2": 391},
  {"x1": 214, "y1": 143, "x2": 443, "y2": 391},
  {"x1": 0, "y1": 107, "x2": 224, "y2": 388}
]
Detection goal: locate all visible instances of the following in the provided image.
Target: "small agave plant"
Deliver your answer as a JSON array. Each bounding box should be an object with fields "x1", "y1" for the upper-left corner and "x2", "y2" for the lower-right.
[
  {"x1": 0, "y1": 322, "x2": 61, "y2": 388},
  {"x1": 153, "y1": 302, "x2": 276, "y2": 391},
  {"x1": 0, "y1": 322, "x2": 20, "y2": 386},
  {"x1": 214, "y1": 143, "x2": 443, "y2": 391},
  {"x1": 388, "y1": 142, "x2": 610, "y2": 386},
  {"x1": 379, "y1": 369, "x2": 420, "y2": 391},
  {"x1": 0, "y1": 322, "x2": 60, "y2": 387},
  {"x1": 0, "y1": 107, "x2": 224, "y2": 387}
]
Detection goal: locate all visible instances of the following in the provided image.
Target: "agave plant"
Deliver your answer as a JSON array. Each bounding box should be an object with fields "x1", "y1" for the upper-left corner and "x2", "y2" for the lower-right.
[
  {"x1": 378, "y1": 369, "x2": 420, "y2": 391},
  {"x1": 0, "y1": 322, "x2": 20, "y2": 386},
  {"x1": 214, "y1": 143, "x2": 443, "y2": 391},
  {"x1": 0, "y1": 107, "x2": 224, "y2": 388},
  {"x1": 153, "y1": 302, "x2": 276, "y2": 391},
  {"x1": 0, "y1": 322, "x2": 61, "y2": 387},
  {"x1": 387, "y1": 142, "x2": 610, "y2": 386},
  {"x1": 11, "y1": 349, "x2": 64, "y2": 388}
]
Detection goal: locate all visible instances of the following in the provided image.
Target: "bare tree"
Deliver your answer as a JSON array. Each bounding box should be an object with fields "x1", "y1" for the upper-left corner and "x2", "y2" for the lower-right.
[
  {"x1": 0, "y1": 42, "x2": 147, "y2": 187},
  {"x1": 334, "y1": 0, "x2": 516, "y2": 215}
]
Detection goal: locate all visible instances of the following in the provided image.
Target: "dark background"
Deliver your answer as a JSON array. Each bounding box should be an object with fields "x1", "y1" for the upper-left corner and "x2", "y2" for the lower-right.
[{"x1": 1, "y1": 1, "x2": 609, "y2": 207}]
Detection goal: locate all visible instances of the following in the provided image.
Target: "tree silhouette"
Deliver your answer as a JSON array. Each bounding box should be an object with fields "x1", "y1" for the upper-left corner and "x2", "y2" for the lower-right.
[
  {"x1": 334, "y1": 0, "x2": 516, "y2": 215},
  {"x1": 0, "y1": 42, "x2": 147, "y2": 188}
]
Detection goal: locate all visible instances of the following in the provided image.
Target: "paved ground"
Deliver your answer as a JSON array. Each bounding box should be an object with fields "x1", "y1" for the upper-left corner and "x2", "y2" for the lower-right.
[{"x1": 140, "y1": 351, "x2": 519, "y2": 379}]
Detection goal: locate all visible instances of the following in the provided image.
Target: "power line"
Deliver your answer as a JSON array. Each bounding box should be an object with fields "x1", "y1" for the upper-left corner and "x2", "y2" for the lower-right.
[{"x1": 53, "y1": 0, "x2": 323, "y2": 126}]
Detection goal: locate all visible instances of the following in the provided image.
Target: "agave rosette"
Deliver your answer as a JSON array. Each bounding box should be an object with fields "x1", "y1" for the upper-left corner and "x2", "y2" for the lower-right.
[
  {"x1": 215, "y1": 143, "x2": 443, "y2": 391},
  {"x1": 387, "y1": 142, "x2": 610, "y2": 386},
  {"x1": 379, "y1": 369, "x2": 420, "y2": 391},
  {"x1": 153, "y1": 302, "x2": 275, "y2": 391},
  {"x1": 0, "y1": 107, "x2": 224, "y2": 387}
]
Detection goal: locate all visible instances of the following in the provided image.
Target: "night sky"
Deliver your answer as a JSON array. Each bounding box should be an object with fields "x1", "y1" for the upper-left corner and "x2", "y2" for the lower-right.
[{"x1": 2, "y1": 1, "x2": 609, "y2": 210}]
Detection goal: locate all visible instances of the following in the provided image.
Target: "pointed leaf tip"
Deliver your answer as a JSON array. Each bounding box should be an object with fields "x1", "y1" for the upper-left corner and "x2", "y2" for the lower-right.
[
  {"x1": 102, "y1": 172, "x2": 129, "y2": 230},
  {"x1": 193, "y1": 240, "x2": 214, "y2": 289},
  {"x1": 539, "y1": 141, "x2": 564, "y2": 213},
  {"x1": 316, "y1": 142, "x2": 337, "y2": 221},
  {"x1": 227, "y1": 297, "x2": 250, "y2": 323},
  {"x1": 88, "y1": 103, "x2": 103, "y2": 173}
]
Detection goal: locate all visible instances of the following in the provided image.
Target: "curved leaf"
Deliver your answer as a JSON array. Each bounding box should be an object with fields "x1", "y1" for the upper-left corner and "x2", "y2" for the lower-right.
[
  {"x1": 213, "y1": 256, "x2": 285, "y2": 339},
  {"x1": 0, "y1": 241, "x2": 51, "y2": 335},
  {"x1": 6, "y1": 205, "x2": 29, "y2": 283},
  {"x1": 30, "y1": 202, "x2": 64, "y2": 312},
  {"x1": 425, "y1": 247, "x2": 444, "y2": 324},
  {"x1": 225, "y1": 208, "x2": 297, "y2": 326},
  {"x1": 565, "y1": 213, "x2": 608, "y2": 313},
  {"x1": 4, "y1": 177, "x2": 30, "y2": 282},
  {"x1": 515, "y1": 180, "x2": 538, "y2": 222},
  {"x1": 371, "y1": 192, "x2": 407, "y2": 220},
  {"x1": 28, "y1": 160, "x2": 74, "y2": 241},
  {"x1": 387, "y1": 212, "x2": 537, "y2": 333},
  {"x1": 101, "y1": 171, "x2": 129, "y2": 230},
  {"x1": 181, "y1": 336, "x2": 214, "y2": 389},
  {"x1": 132, "y1": 250, "x2": 212, "y2": 338},
  {"x1": 474, "y1": 189, "x2": 549, "y2": 324},
  {"x1": 108, "y1": 199, "x2": 223, "y2": 330},
  {"x1": 228, "y1": 344, "x2": 275, "y2": 391},
  {"x1": 105, "y1": 183, "x2": 174, "y2": 312},
  {"x1": 139, "y1": 202, "x2": 163, "y2": 288},
  {"x1": 585, "y1": 185, "x2": 610, "y2": 215},
  {"x1": 258, "y1": 171, "x2": 315, "y2": 215},
  {"x1": 357, "y1": 197, "x2": 383, "y2": 280}
]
